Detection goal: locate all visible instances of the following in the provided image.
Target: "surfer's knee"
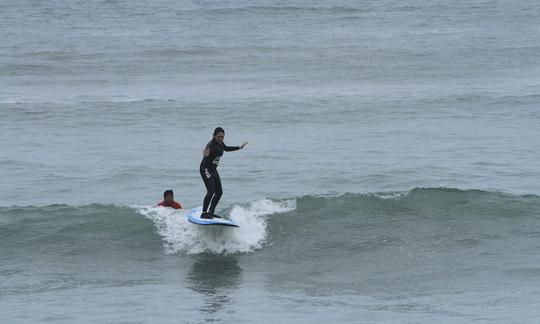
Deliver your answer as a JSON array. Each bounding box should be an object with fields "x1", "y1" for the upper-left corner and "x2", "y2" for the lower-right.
[{"x1": 215, "y1": 187, "x2": 223, "y2": 197}]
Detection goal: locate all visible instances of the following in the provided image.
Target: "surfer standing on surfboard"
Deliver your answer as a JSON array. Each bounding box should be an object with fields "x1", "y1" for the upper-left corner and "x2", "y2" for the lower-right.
[{"x1": 199, "y1": 127, "x2": 248, "y2": 219}]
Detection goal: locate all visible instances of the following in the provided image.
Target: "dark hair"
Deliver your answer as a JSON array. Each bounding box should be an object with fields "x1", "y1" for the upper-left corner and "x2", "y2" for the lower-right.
[
  {"x1": 213, "y1": 127, "x2": 225, "y2": 136},
  {"x1": 163, "y1": 189, "x2": 174, "y2": 198}
]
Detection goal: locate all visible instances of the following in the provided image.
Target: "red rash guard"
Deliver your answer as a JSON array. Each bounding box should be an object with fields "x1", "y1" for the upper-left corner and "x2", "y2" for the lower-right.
[{"x1": 157, "y1": 200, "x2": 182, "y2": 209}]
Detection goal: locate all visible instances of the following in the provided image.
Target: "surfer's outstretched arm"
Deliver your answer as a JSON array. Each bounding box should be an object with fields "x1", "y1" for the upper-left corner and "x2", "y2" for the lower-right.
[{"x1": 224, "y1": 142, "x2": 248, "y2": 151}]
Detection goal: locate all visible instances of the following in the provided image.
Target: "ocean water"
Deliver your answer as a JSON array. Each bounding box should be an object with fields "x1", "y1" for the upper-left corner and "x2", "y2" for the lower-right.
[{"x1": 1, "y1": 0, "x2": 540, "y2": 323}]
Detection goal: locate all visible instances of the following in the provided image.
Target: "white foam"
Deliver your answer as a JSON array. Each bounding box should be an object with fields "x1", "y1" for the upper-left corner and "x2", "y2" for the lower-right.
[
  {"x1": 0, "y1": 98, "x2": 24, "y2": 104},
  {"x1": 136, "y1": 199, "x2": 295, "y2": 255},
  {"x1": 371, "y1": 191, "x2": 411, "y2": 200}
]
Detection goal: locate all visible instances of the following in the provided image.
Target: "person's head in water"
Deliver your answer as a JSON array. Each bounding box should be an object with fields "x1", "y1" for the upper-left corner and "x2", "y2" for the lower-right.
[
  {"x1": 163, "y1": 189, "x2": 174, "y2": 204},
  {"x1": 213, "y1": 127, "x2": 225, "y2": 144}
]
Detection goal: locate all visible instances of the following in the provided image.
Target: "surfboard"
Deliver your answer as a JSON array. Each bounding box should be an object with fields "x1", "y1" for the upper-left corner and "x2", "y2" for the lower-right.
[{"x1": 186, "y1": 207, "x2": 239, "y2": 227}]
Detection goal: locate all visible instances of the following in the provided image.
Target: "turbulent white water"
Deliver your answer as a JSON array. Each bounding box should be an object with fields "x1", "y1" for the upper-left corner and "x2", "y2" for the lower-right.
[{"x1": 137, "y1": 199, "x2": 296, "y2": 254}]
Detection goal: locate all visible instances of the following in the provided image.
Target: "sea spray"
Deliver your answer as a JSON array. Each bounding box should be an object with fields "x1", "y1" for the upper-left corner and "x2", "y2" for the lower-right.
[{"x1": 136, "y1": 199, "x2": 296, "y2": 255}]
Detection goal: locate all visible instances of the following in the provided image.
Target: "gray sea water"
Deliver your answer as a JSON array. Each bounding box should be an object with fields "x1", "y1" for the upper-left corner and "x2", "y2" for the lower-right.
[{"x1": 1, "y1": 0, "x2": 540, "y2": 323}]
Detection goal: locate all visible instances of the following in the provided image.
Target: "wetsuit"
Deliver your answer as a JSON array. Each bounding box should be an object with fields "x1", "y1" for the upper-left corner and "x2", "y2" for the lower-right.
[{"x1": 200, "y1": 139, "x2": 240, "y2": 215}]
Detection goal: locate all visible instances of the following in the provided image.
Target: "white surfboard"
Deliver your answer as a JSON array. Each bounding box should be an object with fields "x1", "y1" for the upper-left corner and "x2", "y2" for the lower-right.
[{"x1": 186, "y1": 207, "x2": 239, "y2": 227}]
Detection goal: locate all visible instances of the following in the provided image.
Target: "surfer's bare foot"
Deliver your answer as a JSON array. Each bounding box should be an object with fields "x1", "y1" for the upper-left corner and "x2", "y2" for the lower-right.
[{"x1": 200, "y1": 212, "x2": 213, "y2": 219}]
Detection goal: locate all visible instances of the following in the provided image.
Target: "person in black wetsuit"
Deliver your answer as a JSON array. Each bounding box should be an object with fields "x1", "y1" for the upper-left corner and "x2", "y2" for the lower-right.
[{"x1": 200, "y1": 127, "x2": 248, "y2": 219}]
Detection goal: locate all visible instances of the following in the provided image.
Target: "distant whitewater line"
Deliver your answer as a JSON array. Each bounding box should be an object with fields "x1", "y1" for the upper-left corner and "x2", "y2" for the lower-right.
[{"x1": 179, "y1": 5, "x2": 371, "y2": 15}]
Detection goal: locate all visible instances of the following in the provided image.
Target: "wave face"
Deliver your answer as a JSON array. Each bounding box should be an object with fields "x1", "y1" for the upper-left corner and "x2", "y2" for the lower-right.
[
  {"x1": 1, "y1": 188, "x2": 539, "y2": 260},
  {"x1": 0, "y1": 199, "x2": 296, "y2": 258},
  {"x1": 0, "y1": 204, "x2": 163, "y2": 259}
]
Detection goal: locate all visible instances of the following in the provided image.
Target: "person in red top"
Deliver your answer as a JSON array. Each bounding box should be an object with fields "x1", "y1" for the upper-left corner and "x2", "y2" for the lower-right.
[{"x1": 157, "y1": 189, "x2": 182, "y2": 209}]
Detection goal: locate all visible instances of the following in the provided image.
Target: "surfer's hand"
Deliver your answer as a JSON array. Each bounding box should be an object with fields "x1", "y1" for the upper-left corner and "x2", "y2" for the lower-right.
[{"x1": 240, "y1": 142, "x2": 248, "y2": 149}]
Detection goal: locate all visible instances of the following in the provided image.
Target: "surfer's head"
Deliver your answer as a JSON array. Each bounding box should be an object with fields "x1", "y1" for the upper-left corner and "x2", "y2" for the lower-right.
[
  {"x1": 163, "y1": 189, "x2": 174, "y2": 204},
  {"x1": 213, "y1": 127, "x2": 225, "y2": 144}
]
